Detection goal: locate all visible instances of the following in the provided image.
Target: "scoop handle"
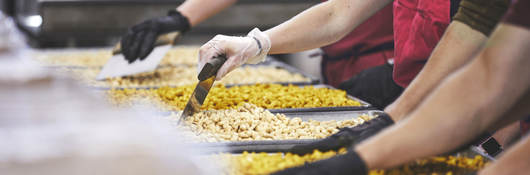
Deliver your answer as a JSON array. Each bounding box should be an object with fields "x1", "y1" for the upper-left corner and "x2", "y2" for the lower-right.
[{"x1": 198, "y1": 55, "x2": 228, "y2": 81}]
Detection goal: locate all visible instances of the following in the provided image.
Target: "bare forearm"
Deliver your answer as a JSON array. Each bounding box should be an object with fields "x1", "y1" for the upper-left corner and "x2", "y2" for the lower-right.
[
  {"x1": 385, "y1": 21, "x2": 487, "y2": 121},
  {"x1": 358, "y1": 63, "x2": 496, "y2": 169},
  {"x1": 265, "y1": 0, "x2": 391, "y2": 54},
  {"x1": 356, "y1": 24, "x2": 530, "y2": 169},
  {"x1": 479, "y1": 136, "x2": 530, "y2": 175},
  {"x1": 177, "y1": 0, "x2": 237, "y2": 27},
  {"x1": 488, "y1": 90, "x2": 530, "y2": 132}
]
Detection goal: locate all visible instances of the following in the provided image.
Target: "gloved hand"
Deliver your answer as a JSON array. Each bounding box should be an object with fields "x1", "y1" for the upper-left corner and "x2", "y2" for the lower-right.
[
  {"x1": 270, "y1": 149, "x2": 368, "y2": 175},
  {"x1": 121, "y1": 10, "x2": 190, "y2": 63},
  {"x1": 198, "y1": 28, "x2": 271, "y2": 80},
  {"x1": 288, "y1": 113, "x2": 394, "y2": 155}
]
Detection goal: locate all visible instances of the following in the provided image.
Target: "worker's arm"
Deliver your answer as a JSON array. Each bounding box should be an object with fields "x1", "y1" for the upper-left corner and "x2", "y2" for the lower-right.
[
  {"x1": 177, "y1": 0, "x2": 237, "y2": 27},
  {"x1": 356, "y1": 23, "x2": 530, "y2": 169},
  {"x1": 384, "y1": 21, "x2": 487, "y2": 120},
  {"x1": 486, "y1": 90, "x2": 530, "y2": 132},
  {"x1": 281, "y1": 0, "x2": 510, "y2": 157},
  {"x1": 286, "y1": 19, "x2": 494, "y2": 156},
  {"x1": 479, "y1": 135, "x2": 530, "y2": 175},
  {"x1": 198, "y1": 0, "x2": 392, "y2": 78},
  {"x1": 385, "y1": 0, "x2": 510, "y2": 121},
  {"x1": 121, "y1": 0, "x2": 237, "y2": 62},
  {"x1": 265, "y1": 0, "x2": 391, "y2": 54}
]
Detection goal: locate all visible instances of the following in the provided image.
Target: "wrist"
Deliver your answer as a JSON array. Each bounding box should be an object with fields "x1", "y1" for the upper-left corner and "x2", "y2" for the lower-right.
[
  {"x1": 383, "y1": 103, "x2": 404, "y2": 121},
  {"x1": 166, "y1": 9, "x2": 191, "y2": 33},
  {"x1": 246, "y1": 28, "x2": 271, "y2": 64}
]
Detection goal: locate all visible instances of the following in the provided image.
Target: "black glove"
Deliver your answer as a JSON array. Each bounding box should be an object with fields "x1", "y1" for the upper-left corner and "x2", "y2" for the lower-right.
[
  {"x1": 338, "y1": 63, "x2": 403, "y2": 109},
  {"x1": 288, "y1": 113, "x2": 394, "y2": 155},
  {"x1": 271, "y1": 150, "x2": 367, "y2": 175},
  {"x1": 121, "y1": 10, "x2": 190, "y2": 63}
]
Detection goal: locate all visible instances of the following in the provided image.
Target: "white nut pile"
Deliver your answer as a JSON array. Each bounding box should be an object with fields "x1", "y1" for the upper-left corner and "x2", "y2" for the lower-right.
[
  {"x1": 162, "y1": 46, "x2": 200, "y2": 65},
  {"x1": 57, "y1": 66, "x2": 309, "y2": 88},
  {"x1": 34, "y1": 50, "x2": 111, "y2": 67},
  {"x1": 33, "y1": 46, "x2": 201, "y2": 67},
  {"x1": 170, "y1": 103, "x2": 375, "y2": 142},
  {"x1": 58, "y1": 66, "x2": 197, "y2": 88}
]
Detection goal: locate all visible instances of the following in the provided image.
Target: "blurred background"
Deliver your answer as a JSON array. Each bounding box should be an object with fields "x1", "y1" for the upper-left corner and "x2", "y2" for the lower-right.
[
  {"x1": 1, "y1": 0, "x2": 322, "y2": 78},
  {"x1": 6, "y1": 0, "x2": 318, "y2": 47}
]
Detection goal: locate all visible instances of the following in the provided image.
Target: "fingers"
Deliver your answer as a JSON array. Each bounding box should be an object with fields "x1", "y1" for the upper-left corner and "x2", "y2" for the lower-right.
[
  {"x1": 124, "y1": 31, "x2": 147, "y2": 63},
  {"x1": 198, "y1": 34, "x2": 252, "y2": 80},
  {"x1": 216, "y1": 55, "x2": 243, "y2": 80},
  {"x1": 121, "y1": 29, "x2": 136, "y2": 63},
  {"x1": 198, "y1": 35, "x2": 225, "y2": 72},
  {"x1": 121, "y1": 20, "x2": 158, "y2": 63},
  {"x1": 215, "y1": 56, "x2": 234, "y2": 80},
  {"x1": 138, "y1": 31, "x2": 158, "y2": 60}
]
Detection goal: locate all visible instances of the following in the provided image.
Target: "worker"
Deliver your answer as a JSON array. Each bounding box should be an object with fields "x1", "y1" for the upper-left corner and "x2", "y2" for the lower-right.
[
  {"x1": 119, "y1": 0, "x2": 396, "y2": 109},
  {"x1": 197, "y1": 0, "x2": 469, "y2": 110},
  {"x1": 197, "y1": 0, "x2": 510, "y2": 154},
  {"x1": 289, "y1": 0, "x2": 511, "y2": 155},
  {"x1": 270, "y1": 0, "x2": 530, "y2": 174}
]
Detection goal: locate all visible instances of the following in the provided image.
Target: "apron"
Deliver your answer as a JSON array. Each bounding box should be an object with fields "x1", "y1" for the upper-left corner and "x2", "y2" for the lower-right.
[
  {"x1": 321, "y1": 4, "x2": 394, "y2": 88},
  {"x1": 392, "y1": 0, "x2": 452, "y2": 87}
]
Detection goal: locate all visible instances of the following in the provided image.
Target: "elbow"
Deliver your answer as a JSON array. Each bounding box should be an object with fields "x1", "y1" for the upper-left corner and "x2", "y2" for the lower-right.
[{"x1": 321, "y1": 0, "x2": 358, "y2": 45}]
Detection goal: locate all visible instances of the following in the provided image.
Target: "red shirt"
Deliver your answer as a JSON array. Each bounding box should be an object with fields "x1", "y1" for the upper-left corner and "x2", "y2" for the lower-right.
[
  {"x1": 321, "y1": 4, "x2": 394, "y2": 87},
  {"x1": 393, "y1": 0, "x2": 452, "y2": 87},
  {"x1": 321, "y1": 5, "x2": 394, "y2": 59}
]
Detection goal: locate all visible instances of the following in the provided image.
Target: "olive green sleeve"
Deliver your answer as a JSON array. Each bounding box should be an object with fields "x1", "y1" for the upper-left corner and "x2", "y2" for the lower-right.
[{"x1": 453, "y1": 0, "x2": 510, "y2": 36}]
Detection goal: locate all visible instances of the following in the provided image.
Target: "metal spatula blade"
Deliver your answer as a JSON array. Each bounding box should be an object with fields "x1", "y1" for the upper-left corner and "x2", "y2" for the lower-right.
[
  {"x1": 96, "y1": 45, "x2": 171, "y2": 80},
  {"x1": 178, "y1": 55, "x2": 227, "y2": 123},
  {"x1": 96, "y1": 32, "x2": 180, "y2": 80}
]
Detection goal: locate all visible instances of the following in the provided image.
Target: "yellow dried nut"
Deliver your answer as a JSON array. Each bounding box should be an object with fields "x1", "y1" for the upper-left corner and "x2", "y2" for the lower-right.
[
  {"x1": 216, "y1": 149, "x2": 488, "y2": 175},
  {"x1": 106, "y1": 84, "x2": 362, "y2": 110}
]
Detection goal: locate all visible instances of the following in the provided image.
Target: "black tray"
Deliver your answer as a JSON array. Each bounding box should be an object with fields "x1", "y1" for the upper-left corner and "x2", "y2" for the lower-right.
[{"x1": 187, "y1": 110, "x2": 384, "y2": 153}]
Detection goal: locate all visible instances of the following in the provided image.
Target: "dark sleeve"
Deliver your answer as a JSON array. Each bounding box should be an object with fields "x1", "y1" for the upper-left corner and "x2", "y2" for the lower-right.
[
  {"x1": 453, "y1": 0, "x2": 510, "y2": 36},
  {"x1": 503, "y1": 0, "x2": 530, "y2": 29}
]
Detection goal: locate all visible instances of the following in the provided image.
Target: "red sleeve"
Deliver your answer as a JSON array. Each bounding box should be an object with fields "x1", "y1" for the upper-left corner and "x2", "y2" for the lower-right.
[{"x1": 503, "y1": 0, "x2": 530, "y2": 29}]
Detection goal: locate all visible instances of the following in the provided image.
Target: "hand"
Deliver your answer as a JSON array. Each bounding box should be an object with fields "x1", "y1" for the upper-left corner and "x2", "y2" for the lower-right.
[
  {"x1": 198, "y1": 28, "x2": 271, "y2": 80},
  {"x1": 121, "y1": 10, "x2": 190, "y2": 63},
  {"x1": 288, "y1": 113, "x2": 394, "y2": 155},
  {"x1": 271, "y1": 150, "x2": 368, "y2": 175}
]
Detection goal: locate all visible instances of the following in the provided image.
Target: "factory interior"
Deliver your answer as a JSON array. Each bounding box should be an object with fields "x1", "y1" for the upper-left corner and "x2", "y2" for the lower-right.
[{"x1": 1, "y1": 0, "x2": 530, "y2": 175}]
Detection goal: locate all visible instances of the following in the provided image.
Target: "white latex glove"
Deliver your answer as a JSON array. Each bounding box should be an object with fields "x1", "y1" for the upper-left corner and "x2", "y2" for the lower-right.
[{"x1": 198, "y1": 28, "x2": 271, "y2": 80}]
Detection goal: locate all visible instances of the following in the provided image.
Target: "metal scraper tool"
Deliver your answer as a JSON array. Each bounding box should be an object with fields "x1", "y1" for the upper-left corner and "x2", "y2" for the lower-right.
[
  {"x1": 178, "y1": 55, "x2": 227, "y2": 123},
  {"x1": 96, "y1": 32, "x2": 180, "y2": 80}
]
